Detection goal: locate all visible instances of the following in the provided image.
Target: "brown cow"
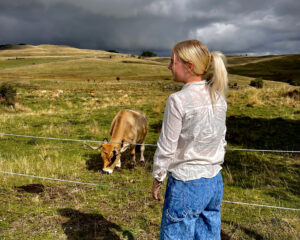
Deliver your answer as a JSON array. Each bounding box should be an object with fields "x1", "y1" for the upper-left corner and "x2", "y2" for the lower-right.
[{"x1": 85, "y1": 109, "x2": 148, "y2": 173}]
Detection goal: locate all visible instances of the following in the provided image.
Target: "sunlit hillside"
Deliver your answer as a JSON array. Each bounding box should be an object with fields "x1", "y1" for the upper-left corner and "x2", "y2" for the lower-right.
[
  {"x1": 0, "y1": 44, "x2": 170, "y2": 82},
  {"x1": 227, "y1": 54, "x2": 300, "y2": 86}
]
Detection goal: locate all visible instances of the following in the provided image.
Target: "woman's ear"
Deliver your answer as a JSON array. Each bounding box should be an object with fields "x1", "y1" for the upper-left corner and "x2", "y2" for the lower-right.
[{"x1": 187, "y1": 61, "x2": 194, "y2": 71}]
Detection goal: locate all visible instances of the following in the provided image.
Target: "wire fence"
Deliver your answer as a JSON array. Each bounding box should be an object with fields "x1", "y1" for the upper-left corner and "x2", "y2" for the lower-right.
[
  {"x1": 1, "y1": 132, "x2": 299, "y2": 153},
  {"x1": 0, "y1": 170, "x2": 299, "y2": 212},
  {"x1": 0, "y1": 132, "x2": 299, "y2": 212}
]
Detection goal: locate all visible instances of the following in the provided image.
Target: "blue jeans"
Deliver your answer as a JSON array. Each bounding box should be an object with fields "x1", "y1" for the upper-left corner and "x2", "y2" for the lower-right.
[{"x1": 160, "y1": 172, "x2": 223, "y2": 240}]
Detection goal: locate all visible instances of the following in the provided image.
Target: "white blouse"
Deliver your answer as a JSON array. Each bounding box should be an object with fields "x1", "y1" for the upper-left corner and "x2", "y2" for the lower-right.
[{"x1": 152, "y1": 80, "x2": 227, "y2": 182}]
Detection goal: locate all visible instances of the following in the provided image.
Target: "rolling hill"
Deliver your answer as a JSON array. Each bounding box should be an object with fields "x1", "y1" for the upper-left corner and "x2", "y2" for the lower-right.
[{"x1": 227, "y1": 54, "x2": 300, "y2": 86}]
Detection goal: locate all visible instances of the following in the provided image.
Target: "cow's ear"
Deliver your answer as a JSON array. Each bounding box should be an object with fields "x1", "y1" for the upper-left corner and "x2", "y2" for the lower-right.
[
  {"x1": 103, "y1": 138, "x2": 108, "y2": 143},
  {"x1": 120, "y1": 140, "x2": 130, "y2": 153},
  {"x1": 121, "y1": 139, "x2": 129, "y2": 147}
]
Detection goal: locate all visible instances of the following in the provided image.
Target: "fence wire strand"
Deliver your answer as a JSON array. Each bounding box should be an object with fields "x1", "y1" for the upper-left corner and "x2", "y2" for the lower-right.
[
  {"x1": 1, "y1": 132, "x2": 299, "y2": 153},
  {"x1": 0, "y1": 170, "x2": 299, "y2": 211}
]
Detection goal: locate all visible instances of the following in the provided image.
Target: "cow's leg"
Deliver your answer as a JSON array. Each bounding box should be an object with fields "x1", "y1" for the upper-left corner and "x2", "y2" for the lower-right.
[
  {"x1": 140, "y1": 143, "x2": 145, "y2": 162},
  {"x1": 130, "y1": 145, "x2": 136, "y2": 167}
]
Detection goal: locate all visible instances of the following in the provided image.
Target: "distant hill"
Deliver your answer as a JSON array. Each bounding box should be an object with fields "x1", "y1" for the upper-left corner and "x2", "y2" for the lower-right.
[
  {"x1": 0, "y1": 44, "x2": 170, "y2": 82},
  {"x1": 0, "y1": 44, "x2": 124, "y2": 57},
  {"x1": 1, "y1": 44, "x2": 299, "y2": 85},
  {"x1": 227, "y1": 54, "x2": 300, "y2": 86}
]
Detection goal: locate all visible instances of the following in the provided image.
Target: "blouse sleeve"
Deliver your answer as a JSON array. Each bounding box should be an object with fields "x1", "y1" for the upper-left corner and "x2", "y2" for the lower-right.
[{"x1": 152, "y1": 94, "x2": 183, "y2": 182}]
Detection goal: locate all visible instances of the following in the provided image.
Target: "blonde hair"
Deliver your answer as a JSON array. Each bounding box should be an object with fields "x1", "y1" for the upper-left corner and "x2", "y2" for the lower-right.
[{"x1": 173, "y1": 40, "x2": 228, "y2": 104}]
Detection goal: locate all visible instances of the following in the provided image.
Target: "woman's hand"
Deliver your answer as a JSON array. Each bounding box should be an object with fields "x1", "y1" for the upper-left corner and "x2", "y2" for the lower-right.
[{"x1": 152, "y1": 178, "x2": 162, "y2": 201}]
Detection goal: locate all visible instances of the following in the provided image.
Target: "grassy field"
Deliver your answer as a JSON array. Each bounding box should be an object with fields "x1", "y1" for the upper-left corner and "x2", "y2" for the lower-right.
[
  {"x1": 227, "y1": 54, "x2": 300, "y2": 86},
  {"x1": 0, "y1": 45, "x2": 299, "y2": 239}
]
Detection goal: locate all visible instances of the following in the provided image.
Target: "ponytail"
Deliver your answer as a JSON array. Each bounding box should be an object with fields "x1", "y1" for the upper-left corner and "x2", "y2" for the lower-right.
[
  {"x1": 207, "y1": 51, "x2": 228, "y2": 105},
  {"x1": 173, "y1": 40, "x2": 228, "y2": 105}
]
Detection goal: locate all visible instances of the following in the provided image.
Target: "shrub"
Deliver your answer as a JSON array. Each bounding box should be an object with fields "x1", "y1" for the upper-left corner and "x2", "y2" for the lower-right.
[
  {"x1": 229, "y1": 82, "x2": 239, "y2": 89},
  {"x1": 283, "y1": 89, "x2": 300, "y2": 101},
  {"x1": 140, "y1": 51, "x2": 157, "y2": 57},
  {"x1": 287, "y1": 78, "x2": 299, "y2": 86},
  {"x1": 0, "y1": 83, "x2": 17, "y2": 106},
  {"x1": 108, "y1": 49, "x2": 119, "y2": 53},
  {"x1": 250, "y1": 78, "x2": 264, "y2": 88},
  {"x1": 0, "y1": 44, "x2": 13, "y2": 50}
]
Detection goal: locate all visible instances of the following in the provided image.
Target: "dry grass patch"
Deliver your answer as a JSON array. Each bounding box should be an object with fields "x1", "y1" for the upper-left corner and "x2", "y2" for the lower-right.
[
  {"x1": 13, "y1": 103, "x2": 32, "y2": 113},
  {"x1": 86, "y1": 120, "x2": 100, "y2": 136},
  {"x1": 246, "y1": 89, "x2": 264, "y2": 106},
  {"x1": 43, "y1": 123, "x2": 61, "y2": 136},
  {"x1": 227, "y1": 85, "x2": 300, "y2": 108}
]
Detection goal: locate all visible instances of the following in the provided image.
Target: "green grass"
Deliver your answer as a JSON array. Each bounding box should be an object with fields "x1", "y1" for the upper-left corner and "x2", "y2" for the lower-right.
[
  {"x1": 228, "y1": 54, "x2": 300, "y2": 86},
  {"x1": 0, "y1": 57, "x2": 74, "y2": 69},
  {"x1": 226, "y1": 55, "x2": 281, "y2": 66},
  {"x1": 0, "y1": 58, "x2": 170, "y2": 82},
  {"x1": 0, "y1": 45, "x2": 299, "y2": 239}
]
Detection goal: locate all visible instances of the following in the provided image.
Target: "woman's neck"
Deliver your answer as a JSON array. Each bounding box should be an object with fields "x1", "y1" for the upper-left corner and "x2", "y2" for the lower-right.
[{"x1": 184, "y1": 75, "x2": 202, "y2": 84}]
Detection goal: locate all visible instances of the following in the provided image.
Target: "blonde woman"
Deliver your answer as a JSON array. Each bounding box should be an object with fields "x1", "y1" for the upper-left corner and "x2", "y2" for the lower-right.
[{"x1": 152, "y1": 40, "x2": 228, "y2": 240}]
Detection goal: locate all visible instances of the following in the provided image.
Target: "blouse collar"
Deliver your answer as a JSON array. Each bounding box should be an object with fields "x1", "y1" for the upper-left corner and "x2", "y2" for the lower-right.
[{"x1": 182, "y1": 80, "x2": 206, "y2": 90}]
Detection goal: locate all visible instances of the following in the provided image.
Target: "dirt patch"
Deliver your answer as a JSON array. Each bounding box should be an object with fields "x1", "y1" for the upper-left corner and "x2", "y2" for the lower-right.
[
  {"x1": 15, "y1": 184, "x2": 45, "y2": 194},
  {"x1": 13, "y1": 184, "x2": 85, "y2": 202},
  {"x1": 40, "y1": 185, "x2": 85, "y2": 204}
]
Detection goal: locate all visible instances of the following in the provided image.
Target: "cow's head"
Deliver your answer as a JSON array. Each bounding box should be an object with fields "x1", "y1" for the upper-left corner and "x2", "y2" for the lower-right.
[
  {"x1": 85, "y1": 139, "x2": 130, "y2": 174},
  {"x1": 101, "y1": 139, "x2": 130, "y2": 173}
]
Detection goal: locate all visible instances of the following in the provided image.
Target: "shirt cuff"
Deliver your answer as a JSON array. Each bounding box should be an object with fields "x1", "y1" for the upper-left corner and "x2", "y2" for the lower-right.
[{"x1": 152, "y1": 169, "x2": 167, "y2": 182}]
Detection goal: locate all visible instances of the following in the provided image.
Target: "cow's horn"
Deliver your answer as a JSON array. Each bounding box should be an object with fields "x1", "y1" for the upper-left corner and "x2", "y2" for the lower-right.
[{"x1": 83, "y1": 143, "x2": 102, "y2": 150}]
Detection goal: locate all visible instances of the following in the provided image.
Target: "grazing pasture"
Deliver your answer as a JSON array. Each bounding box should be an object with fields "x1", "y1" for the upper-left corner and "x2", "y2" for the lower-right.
[
  {"x1": 227, "y1": 54, "x2": 300, "y2": 86},
  {"x1": 0, "y1": 45, "x2": 299, "y2": 239}
]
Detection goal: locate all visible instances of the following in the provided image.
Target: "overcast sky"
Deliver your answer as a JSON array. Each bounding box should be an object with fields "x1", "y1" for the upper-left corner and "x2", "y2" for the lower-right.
[{"x1": 0, "y1": 0, "x2": 299, "y2": 55}]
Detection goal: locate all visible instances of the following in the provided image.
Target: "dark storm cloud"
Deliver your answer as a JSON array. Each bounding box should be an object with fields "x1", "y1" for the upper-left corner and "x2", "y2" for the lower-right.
[{"x1": 0, "y1": 0, "x2": 299, "y2": 55}]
